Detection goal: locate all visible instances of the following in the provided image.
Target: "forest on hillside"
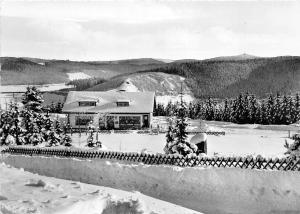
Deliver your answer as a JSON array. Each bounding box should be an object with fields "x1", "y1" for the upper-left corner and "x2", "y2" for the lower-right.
[
  {"x1": 154, "y1": 93, "x2": 300, "y2": 125},
  {"x1": 141, "y1": 56, "x2": 300, "y2": 98}
]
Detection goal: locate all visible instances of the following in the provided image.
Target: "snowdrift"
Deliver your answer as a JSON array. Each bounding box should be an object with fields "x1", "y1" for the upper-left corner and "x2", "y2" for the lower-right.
[
  {"x1": 0, "y1": 163, "x2": 199, "y2": 214},
  {"x1": 1, "y1": 154, "x2": 300, "y2": 214}
]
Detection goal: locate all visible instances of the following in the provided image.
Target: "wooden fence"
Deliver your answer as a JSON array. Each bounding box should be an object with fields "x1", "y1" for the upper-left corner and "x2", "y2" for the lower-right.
[{"x1": 2, "y1": 147, "x2": 299, "y2": 171}]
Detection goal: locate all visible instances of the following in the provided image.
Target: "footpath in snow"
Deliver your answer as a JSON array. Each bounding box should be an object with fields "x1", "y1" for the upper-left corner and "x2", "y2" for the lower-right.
[
  {"x1": 0, "y1": 162, "x2": 201, "y2": 214},
  {"x1": 1, "y1": 154, "x2": 300, "y2": 214}
]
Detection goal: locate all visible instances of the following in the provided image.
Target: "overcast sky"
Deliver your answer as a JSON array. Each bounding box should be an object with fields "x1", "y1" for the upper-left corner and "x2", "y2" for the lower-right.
[{"x1": 1, "y1": 0, "x2": 300, "y2": 61}]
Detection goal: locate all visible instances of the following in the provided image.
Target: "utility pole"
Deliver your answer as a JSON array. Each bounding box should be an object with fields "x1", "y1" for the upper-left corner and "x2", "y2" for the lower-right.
[
  {"x1": 0, "y1": 63, "x2": 2, "y2": 110},
  {"x1": 180, "y1": 80, "x2": 183, "y2": 105}
]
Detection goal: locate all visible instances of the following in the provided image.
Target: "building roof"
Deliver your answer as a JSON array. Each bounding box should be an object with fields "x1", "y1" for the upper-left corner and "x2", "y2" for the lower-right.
[{"x1": 62, "y1": 91, "x2": 155, "y2": 114}]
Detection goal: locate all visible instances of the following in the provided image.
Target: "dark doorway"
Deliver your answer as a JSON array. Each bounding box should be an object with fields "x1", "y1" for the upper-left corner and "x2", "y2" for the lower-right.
[
  {"x1": 142, "y1": 115, "x2": 149, "y2": 128},
  {"x1": 106, "y1": 116, "x2": 114, "y2": 130}
]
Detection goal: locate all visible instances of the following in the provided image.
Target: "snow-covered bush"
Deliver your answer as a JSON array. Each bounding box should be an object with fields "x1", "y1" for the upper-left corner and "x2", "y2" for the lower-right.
[
  {"x1": 285, "y1": 134, "x2": 300, "y2": 159},
  {"x1": 86, "y1": 124, "x2": 101, "y2": 148}
]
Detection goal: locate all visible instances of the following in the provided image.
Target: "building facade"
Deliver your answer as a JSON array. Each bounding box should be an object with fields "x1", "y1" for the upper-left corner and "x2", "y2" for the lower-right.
[{"x1": 62, "y1": 91, "x2": 155, "y2": 130}]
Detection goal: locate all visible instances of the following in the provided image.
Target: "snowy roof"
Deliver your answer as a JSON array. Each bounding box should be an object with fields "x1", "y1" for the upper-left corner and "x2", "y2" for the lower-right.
[{"x1": 62, "y1": 91, "x2": 155, "y2": 113}]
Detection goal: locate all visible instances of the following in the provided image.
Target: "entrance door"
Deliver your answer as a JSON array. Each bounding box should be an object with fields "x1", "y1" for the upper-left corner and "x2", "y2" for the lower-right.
[
  {"x1": 106, "y1": 116, "x2": 114, "y2": 130},
  {"x1": 142, "y1": 115, "x2": 149, "y2": 128}
]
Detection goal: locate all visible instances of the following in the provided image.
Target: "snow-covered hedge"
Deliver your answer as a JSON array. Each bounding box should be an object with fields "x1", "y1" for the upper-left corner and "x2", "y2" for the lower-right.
[{"x1": 1, "y1": 154, "x2": 300, "y2": 214}]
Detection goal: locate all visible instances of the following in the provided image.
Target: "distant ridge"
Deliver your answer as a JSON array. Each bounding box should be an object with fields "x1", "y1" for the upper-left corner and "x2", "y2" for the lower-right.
[
  {"x1": 206, "y1": 53, "x2": 260, "y2": 61},
  {"x1": 2, "y1": 55, "x2": 300, "y2": 99}
]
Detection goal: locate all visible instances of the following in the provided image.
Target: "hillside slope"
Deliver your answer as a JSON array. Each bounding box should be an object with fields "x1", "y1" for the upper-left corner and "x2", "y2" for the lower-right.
[
  {"x1": 0, "y1": 57, "x2": 165, "y2": 85},
  {"x1": 137, "y1": 56, "x2": 300, "y2": 98},
  {"x1": 87, "y1": 72, "x2": 192, "y2": 96}
]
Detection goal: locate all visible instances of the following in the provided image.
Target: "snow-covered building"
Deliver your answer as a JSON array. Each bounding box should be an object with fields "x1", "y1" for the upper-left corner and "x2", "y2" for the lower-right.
[{"x1": 62, "y1": 91, "x2": 155, "y2": 129}]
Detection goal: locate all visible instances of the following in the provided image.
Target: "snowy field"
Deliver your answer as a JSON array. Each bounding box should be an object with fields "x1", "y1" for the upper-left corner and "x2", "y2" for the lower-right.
[
  {"x1": 69, "y1": 119, "x2": 300, "y2": 158},
  {"x1": 67, "y1": 72, "x2": 91, "y2": 81},
  {"x1": 0, "y1": 84, "x2": 74, "y2": 93},
  {"x1": 0, "y1": 163, "x2": 201, "y2": 214}
]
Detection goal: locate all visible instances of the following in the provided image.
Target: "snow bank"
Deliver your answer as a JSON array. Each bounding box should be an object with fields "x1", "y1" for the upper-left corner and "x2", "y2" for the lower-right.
[
  {"x1": 1, "y1": 155, "x2": 300, "y2": 214},
  {"x1": 0, "y1": 162, "x2": 201, "y2": 214}
]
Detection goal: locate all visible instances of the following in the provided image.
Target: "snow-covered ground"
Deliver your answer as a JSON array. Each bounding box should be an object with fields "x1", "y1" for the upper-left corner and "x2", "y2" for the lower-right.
[
  {"x1": 0, "y1": 162, "x2": 201, "y2": 214},
  {"x1": 155, "y1": 94, "x2": 194, "y2": 106},
  {"x1": 1, "y1": 156, "x2": 299, "y2": 214},
  {"x1": 67, "y1": 72, "x2": 91, "y2": 81},
  {"x1": 0, "y1": 84, "x2": 73, "y2": 93},
  {"x1": 69, "y1": 119, "x2": 299, "y2": 158}
]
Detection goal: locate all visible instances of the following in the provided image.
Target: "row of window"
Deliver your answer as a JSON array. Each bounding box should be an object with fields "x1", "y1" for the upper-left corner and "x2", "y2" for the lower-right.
[
  {"x1": 78, "y1": 101, "x2": 130, "y2": 107},
  {"x1": 78, "y1": 101, "x2": 96, "y2": 107},
  {"x1": 75, "y1": 115, "x2": 141, "y2": 126}
]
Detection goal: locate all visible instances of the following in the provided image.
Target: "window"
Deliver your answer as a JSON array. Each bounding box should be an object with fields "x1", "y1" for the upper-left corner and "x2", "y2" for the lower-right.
[
  {"x1": 117, "y1": 102, "x2": 129, "y2": 107},
  {"x1": 75, "y1": 115, "x2": 93, "y2": 126},
  {"x1": 79, "y1": 101, "x2": 96, "y2": 107},
  {"x1": 119, "y1": 116, "x2": 140, "y2": 129}
]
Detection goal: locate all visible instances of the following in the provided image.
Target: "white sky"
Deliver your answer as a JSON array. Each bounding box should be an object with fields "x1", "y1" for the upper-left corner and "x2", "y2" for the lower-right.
[{"x1": 1, "y1": 0, "x2": 300, "y2": 61}]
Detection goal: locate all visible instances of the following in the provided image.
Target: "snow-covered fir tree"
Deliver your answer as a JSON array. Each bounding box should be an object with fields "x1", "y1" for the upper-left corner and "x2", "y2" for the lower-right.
[
  {"x1": 163, "y1": 117, "x2": 176, "y2": 154},
  {"x1": 294, "y1": 94, "x2": 300, "y2": 122},
  {"x1": 164, "y1": 97, "x2": 197, "y2": 156},
  {"x1": 259, "y1": 102, "x2": 268, "y2": 124},
  {"x1": 266, "y1": 94, "x2": 276, "y2": 124},
  {"x1": 280, "y1": 95, "x2": 292, "y2": 124},
  {"x1": 273, "y1": 93, "x2": 282, "y2": 124},
  {"x1": 22, "y1": 86, "x2": 44, "y2": 112},
  {"x1": 205, "y1": 97, "x2": 215, "y2": 120},
  {"x1": 222, "y1": 99, "x2": 231, "y2": 122},
  {"x1": 0, "y1": 87, "x2": 72, "y2": 147},
  {"x1": 249, "y1": 94, "x2": 259, "y2": 123}
]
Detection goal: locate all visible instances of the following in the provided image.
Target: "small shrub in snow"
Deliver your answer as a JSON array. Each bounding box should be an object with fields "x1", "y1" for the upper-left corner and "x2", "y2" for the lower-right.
[
  {"x1": 86, "y1": 129, "x2": 102, "y2": 148},
  {"x1": 285, "y1": 134, "x2": 300, "y2": 159}
]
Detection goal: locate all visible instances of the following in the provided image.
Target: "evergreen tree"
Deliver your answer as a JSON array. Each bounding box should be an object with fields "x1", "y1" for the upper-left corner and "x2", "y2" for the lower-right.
[
  {"x1": 266, "y1": 94, "x2": 275, "y2": 124},
  {"x1": 259, "y1": 102, "x2": 268, "y2": 125},
  {"x1": 281, "y1": 95, "x2": 292, "y2": 124},
  {"x1": 164, "y1": 98, "x2": 197, "y2": 156},
  {"x1": 164, "y1": 118, "x2": 176, "y2": 154},
  {"x1": 294, "y1": 94, "x2": 300, "y2": 122},
  {"x1": 222, "y1": 99, "x2": 231, "y2": 122},
  {"x1": 188, "y1": 102, "x2": 195, "y2": 119},
  {"x1": 194, "y1": 101, "x2": 204, "y2": 119},
  {"x1": 165, "y1": 101, "x2": 173, "y2": 116},
  {"x1": 273, "y1": 93, "x2": 282, "y2": 124},
  {"x1": 205, "y1": 97, "x2": 215, "y2": 120},
  {"x1": 56, "y1": 102, "x2": 62, "y2": 113},
  {"x1": 249, "y1": 95, "x2": 259, "y2": 123},
  {"x1": 47, "y1": 129, "x2": 60, "y2": 147},
  {"x1": 22, "y1": 86, "x2": 44, "y2": 112},
  {"x1": 231, "y1": 94, "x2": 245, "y2": 123}
]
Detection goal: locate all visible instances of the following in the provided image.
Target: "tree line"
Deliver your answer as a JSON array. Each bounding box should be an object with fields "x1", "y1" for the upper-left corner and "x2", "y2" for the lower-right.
[
  {"x1": 154, "y1": 93, "x2": 300, "y2": 125},
  {"x1": 66, "y1": 77, "x2": 107, "y2": 91}
]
